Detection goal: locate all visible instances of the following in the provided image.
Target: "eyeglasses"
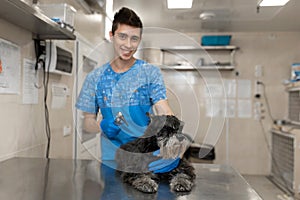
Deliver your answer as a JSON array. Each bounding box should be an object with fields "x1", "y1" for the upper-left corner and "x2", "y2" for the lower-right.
[{"x1": 115, "y1": 33, "x2": 140, "y2": 43}]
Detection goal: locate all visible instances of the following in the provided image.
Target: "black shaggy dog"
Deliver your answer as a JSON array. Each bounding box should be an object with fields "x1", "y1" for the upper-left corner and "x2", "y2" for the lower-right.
[{"x1": 115, "y1": 114, "x2": 195, "y2": 193}]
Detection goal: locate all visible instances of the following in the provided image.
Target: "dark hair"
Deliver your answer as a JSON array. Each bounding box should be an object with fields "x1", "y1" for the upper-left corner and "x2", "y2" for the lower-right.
[{"x1": 111, "y1": 7, "x2": 143, "y2": 35}]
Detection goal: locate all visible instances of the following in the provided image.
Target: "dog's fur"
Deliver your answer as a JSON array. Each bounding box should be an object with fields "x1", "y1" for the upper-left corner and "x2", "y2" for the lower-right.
[{"x1": 115, "y1": 114, "x2": 195, "y2": 193}]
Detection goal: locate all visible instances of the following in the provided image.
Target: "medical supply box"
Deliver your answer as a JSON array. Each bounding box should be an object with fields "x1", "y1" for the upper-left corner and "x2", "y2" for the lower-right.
[
  {"x1": 201, "y1": 35, "x2": 231, "y2": 46},
  {"x1": 38, "y1": 3, "x2": 76, "y2": 29}
]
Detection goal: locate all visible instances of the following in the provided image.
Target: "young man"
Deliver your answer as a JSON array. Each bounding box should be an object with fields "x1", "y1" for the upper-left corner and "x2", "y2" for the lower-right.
[{"x1": 76, "y1": 7, "x2": 179, "y2": 172}]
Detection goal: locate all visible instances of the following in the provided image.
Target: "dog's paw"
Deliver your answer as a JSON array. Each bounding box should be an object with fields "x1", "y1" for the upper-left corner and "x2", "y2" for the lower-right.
[
  {"x1": 132, "y1": 176, "x2": 158, "y2": 193},
  {"x1": 170, "y1": 174, "x2": 194, "y2": 192}
]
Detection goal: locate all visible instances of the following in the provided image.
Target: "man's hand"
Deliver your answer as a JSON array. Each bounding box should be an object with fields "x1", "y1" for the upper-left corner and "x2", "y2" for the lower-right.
[
  {"x1": 148, "y1": 149, "x2": 180, "y2": 173},
  {"x1": 100, "y1": 119, "x2": 121, "y2": 139},
  {"x1": 83, "y1": 112, "x2": 101, "y2": 133}
]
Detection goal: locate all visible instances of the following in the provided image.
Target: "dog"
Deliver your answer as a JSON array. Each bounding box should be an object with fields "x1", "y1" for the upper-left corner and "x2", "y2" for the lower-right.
[{"x1": 115, "y1": 113, "x2": 195, "y2": 193}]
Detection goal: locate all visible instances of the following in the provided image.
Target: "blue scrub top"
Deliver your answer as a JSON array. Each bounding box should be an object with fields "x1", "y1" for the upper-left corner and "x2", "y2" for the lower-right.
[{"x1": 76, "y1": 59, "x2": 167, "y2": 161}]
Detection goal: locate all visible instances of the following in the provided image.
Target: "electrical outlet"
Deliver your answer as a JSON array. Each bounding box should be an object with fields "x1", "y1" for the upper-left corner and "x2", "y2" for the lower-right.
[
  {"x1": 63, "y1": 125, "x2": 71, "y2": 137},
  {"x1": 254, "y1": 103, "x2": 261, "y2": 120},
  {"x1": 254, "y1": 101, "x2": 264, "y2": 120}
]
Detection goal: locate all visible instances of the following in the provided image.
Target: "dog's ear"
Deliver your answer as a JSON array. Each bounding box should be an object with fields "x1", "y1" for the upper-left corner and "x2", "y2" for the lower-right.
[{"x1": 162, "y1": 115, "x2": 179, "y2": 132}]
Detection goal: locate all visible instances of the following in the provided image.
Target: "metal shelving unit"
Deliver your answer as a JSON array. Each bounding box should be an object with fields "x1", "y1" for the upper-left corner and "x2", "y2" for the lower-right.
[
  {"x1": 287, "y1": 86, "x2": 300, "y2": 92},
  {"x1": 159, "y1": 64, "x2": 235, "y2": 71},
  {"x1": 161, "y1": 45, "x2": 238, "y2": 51},
  {"x1": 160, "y1": 46, "x2": 239, "y2": 71},
  {"x1": 0, "y1": 0, "x2": 76, "y2": 40}
]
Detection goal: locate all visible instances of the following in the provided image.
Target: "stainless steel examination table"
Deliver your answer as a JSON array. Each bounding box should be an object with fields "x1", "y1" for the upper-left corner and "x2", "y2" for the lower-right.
[{"x1": 0, "y1": 157, "x2": 262, "y2": 200}]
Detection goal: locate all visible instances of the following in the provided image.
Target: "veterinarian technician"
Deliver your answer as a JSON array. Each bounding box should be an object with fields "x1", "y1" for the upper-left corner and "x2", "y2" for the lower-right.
[{"x1": 76, "y1": 7, "x2": 181, "y2": 173}]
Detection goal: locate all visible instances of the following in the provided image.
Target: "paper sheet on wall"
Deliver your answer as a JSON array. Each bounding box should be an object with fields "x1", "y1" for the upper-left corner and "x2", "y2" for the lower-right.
[
  {"x1": 238, "y1": 99, "x2": 252, "y2": 118},
  {"x1": 22, "y1": 59, "x2": 38, "y2": 104},
  {"x1": 204, "y1": 79, "x2": 237, "y2": 98},
  {"x1": 224, "y1": 99, "x2": 236, "y2": 118},
  {"x1": 204, "y1": 79, "x2": 237, "y2": 118},
  {"x1": 206, "y1": 99, "x2": 236, "y2": 118},
  {"x1": 204, "y1": 83, "x2": 224, "y2": 98},
  {"x1": 51, "y1": 83, "x2": 69, "y2": 109},
  {"x1": 0, "y1": 38, "x2": 20, "y2": 94},
  {"x1": 206, "y1": 99, "x2": 223, "y2": 117},
  {"x1": 237, "y1": 79, "x2": 251, "y2": 98},
  {"x1": 224, "y1": 79, "x2": 236, "y2": 98}
]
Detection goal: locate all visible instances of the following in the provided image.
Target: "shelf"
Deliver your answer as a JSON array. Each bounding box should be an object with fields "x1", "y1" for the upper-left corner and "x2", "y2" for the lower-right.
[
  {"x1": 160, "y1": 45, "x2": 238, "y2": 71},
  {"x1": 290, "y1": 121, "x2": 300, "y2": 126},
  {"x1": 202, "y1": 46, "x2": 239, "y2": 50},
  {"x1": 283, "y1": 81, "x2": 300, "y2": 91},
  {"x1": 159, "y1": 65, "x2": 235, "y2": 71},
  {"x1": 271, "y1": 129, "x2": 295, "y2": 138},
  {"x1": 161, "y1": 46, "x2": 238, "y2": 51},
  {"x1": 288, "y1": 87, "x2": 300, "y2": 92},
  {"x1": 0, "y1": 0, "x2": 76, "y2": 40},
  {"x1": 287, "y1": 85, "x2": 300, "y2": 92}
]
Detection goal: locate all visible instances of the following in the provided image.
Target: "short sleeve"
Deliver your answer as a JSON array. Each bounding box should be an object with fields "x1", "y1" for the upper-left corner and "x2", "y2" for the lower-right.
[
  {"x1": 75, "y1": 68, "x2": 103, "y2": 114},
  {"x1": 147, "y1": 65, "x2": 167, "y2": 104}
]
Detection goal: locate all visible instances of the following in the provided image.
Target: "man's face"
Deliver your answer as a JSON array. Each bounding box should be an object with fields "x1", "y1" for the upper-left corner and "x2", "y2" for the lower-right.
[{"x1": 110, "y1": 24, "x2": 141, "y2": 61}]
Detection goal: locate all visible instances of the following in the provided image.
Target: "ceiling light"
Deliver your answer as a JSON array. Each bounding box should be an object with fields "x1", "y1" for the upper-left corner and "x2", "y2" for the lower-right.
[
  {"x1": 167, "y1": 0, "x2": 193, "y2": 9},
  {"x1": 258, "y1": 0, "x2": 290, "y2": 7}
]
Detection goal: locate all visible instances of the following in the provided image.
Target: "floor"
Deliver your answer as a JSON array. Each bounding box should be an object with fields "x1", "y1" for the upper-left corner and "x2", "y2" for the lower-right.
[{"x1": 242, "y1": 175, "x2": 294, "y2": 200}]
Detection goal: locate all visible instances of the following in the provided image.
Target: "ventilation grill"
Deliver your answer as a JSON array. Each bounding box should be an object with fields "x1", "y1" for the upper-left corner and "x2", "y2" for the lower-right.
[{"x1": 271, "y1": 131, "x2": 294, "y2": 193}]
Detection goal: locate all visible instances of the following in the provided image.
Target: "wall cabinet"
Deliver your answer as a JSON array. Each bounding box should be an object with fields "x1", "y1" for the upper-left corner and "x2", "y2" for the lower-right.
[
  {"x1": 0, "y1": 0, "x2": 76, "y2": 40},
  {"x1": 160, "y1": 45, "x2": 239, "y2": 70}
]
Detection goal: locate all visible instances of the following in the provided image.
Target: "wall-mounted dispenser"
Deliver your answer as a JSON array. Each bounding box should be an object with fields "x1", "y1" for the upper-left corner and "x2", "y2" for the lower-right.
[{"x1": 45, "y1": 41, "x2": 73, "y2": 76}]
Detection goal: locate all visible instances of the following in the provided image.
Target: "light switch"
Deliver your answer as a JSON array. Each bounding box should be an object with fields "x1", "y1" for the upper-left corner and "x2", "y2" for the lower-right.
[{"x1": 63, "y1": 125, "x2": 71, "y2": 137}]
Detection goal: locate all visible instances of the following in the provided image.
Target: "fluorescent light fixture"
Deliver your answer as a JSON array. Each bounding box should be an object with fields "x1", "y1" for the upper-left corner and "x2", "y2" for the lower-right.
[
  {"x1": 258, "y1": 0, "x2": 290, "y2": 7},
  {"x1": 167, "y1": 0, "x2": 193, "y2": 9}
]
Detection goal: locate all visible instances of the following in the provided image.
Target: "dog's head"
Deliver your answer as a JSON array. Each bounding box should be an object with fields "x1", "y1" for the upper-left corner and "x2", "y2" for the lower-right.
[{"x1": 145, "y1": 113, "x2": 184, "y2": 147}]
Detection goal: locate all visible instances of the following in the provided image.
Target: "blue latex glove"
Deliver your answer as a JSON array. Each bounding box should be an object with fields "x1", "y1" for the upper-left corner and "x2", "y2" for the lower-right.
[
  {"x1": 148, "y1": 150, "x2": 180, "y2": 173},
  {"x1": 100, "y1": 118, "x2": 121, "y2": 139}
]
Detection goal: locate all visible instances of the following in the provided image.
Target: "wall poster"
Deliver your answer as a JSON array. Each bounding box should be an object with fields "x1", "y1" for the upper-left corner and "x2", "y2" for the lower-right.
[{"x1": 0, "y1": 38, "x2": 21, "y2": 94}]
